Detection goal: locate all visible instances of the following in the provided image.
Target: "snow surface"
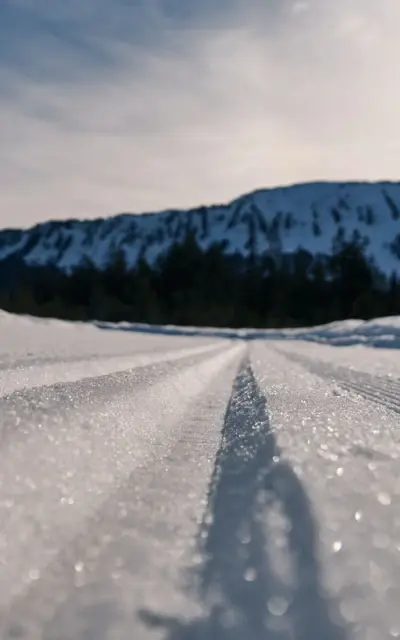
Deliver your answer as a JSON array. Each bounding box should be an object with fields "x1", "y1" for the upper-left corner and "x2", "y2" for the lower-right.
[
  {"x1": 96, "y1": 314, "x2": 400, "y2": 352},
  {"x1": 0, "y1": 312, "x2": 400, "y2": 639},
  {"x1": 252, "y1": 316, "x2": 400, "y2": 350},
  {"x1": 0, "y1": 180, "x2": 399, "y2": 276}
]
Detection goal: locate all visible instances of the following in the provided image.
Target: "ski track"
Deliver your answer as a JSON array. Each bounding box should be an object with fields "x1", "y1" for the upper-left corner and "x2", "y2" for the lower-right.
[
  {"x1": 272, "y1": 348, "x2": 400, "y2": 416},
  {"x1": 0, "y1": 325, "x2": 400, "y2": 639}
]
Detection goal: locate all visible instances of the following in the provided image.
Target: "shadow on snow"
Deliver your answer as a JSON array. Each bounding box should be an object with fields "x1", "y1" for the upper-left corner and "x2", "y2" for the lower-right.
[{"x1": 139, "y1": 358, "x2": 349, "y2": 639}]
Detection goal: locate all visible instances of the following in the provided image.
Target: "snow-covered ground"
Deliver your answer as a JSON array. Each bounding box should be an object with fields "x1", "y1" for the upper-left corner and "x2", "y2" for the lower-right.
[
  {"x1": 97, "y1": 314, "x2": 400, "y2": 351},
  {"x1": 0, "y1": 312, "x2": 399, "y2": 639},
  {"x1": 262, "y1": 316, "x2": 400, "y2": 349}
]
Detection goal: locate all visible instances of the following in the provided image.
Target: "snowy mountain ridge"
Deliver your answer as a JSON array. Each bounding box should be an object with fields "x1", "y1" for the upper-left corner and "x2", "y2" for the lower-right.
[{"x1": 0, "y1": 180, "x2": 400, "y2": 276}]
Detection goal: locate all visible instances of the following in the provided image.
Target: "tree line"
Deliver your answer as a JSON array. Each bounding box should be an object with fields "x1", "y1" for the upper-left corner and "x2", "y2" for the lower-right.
[{"x1": 0, "y1": 232, "x2": 399, "y2": 327}]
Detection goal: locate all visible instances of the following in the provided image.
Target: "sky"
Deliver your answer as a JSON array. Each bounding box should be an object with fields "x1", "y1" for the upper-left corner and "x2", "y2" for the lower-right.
[{"x1": 0, "y1": 0, "x2": 399, "y2": 228}]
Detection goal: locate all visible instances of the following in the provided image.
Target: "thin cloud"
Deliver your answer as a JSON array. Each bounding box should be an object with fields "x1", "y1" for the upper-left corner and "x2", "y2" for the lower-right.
[{"x1": 0, "y1": 0, "x2": 399, "y2": 227}]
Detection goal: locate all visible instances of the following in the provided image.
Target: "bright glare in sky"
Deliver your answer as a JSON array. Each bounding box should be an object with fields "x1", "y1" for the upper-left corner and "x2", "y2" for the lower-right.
[{"x1": 0, "y1": 0, "x2": 398, "y2": 227}]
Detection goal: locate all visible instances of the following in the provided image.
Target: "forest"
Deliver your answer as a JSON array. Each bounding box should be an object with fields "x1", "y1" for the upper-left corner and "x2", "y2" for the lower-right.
[{"x1": 0, "y1": 232, "x2": 399, "y2": 328}]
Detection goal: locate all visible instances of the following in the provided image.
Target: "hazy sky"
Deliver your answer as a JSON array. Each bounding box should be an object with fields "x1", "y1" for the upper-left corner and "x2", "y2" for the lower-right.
[{"x1": 0, "y1": 0, "x2": 399, "y2": 227}]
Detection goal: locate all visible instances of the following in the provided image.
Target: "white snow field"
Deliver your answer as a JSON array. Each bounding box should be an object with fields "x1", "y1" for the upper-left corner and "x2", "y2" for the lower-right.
[{"x1": 0, "y1": 311, "x2": 399, "y2": 639}]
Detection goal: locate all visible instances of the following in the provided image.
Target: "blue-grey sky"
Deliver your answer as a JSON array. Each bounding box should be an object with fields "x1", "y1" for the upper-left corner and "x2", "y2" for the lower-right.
[{"x1": 0, "y1": 0, "x2": 398, "y2": 227}]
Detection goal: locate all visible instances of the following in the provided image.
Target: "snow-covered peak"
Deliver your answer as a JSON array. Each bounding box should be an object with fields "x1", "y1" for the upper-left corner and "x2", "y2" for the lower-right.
[{"x1": 0, "y1": 180, "x2": 399, "y2": 276}]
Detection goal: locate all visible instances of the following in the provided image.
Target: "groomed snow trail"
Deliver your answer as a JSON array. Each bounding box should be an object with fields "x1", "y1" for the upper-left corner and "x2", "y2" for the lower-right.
[{"x1": 0, "y1": 315, "x2": 399, "y2": 639}]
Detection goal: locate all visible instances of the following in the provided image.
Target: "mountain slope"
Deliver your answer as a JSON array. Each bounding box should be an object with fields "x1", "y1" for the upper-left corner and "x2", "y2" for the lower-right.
[{"x1": 0, "y1": 181, "x2": 400, "y2": 276}]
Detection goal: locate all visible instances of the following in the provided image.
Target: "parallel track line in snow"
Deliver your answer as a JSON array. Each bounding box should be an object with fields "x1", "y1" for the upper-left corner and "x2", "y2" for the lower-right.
[
  {"x1": 0, "y1": 340, "x2": 229, "y2": 398},
  {"x1": 274, "y1": 349, "x2": 400, "y2": 415},
  {"x1": 0, "y1": 343, "x2": 245, "y2": 610},
  {"x1": 337, "y1": 380, "x2": 400, "y2": 415},
  {"x1": 0, "y1": 355, "x2": 348, "y2": 640}
]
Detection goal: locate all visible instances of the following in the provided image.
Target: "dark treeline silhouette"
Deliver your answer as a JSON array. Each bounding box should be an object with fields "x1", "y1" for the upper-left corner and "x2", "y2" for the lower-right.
[{"x1": 0, "y1": 232, "x2": 399, "y2": 327}]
